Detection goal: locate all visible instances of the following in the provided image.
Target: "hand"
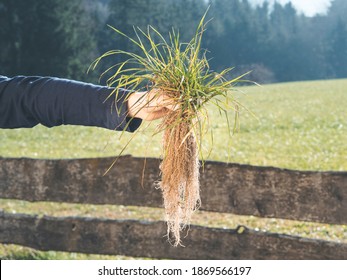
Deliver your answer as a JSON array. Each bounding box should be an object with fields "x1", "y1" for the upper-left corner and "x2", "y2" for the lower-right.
[{"x1": 127, "y1": 88, "x2": 178, "y2": 121}]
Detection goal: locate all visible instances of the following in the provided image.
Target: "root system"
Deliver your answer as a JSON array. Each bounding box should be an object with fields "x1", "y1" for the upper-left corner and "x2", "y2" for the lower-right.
[{"x1": 159, "y1": 111, "x2": 200, "y2": 246}]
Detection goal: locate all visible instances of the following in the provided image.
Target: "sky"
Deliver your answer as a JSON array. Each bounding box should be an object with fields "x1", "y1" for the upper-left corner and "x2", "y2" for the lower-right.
[{"x1": 250, "y1": 0, "x2": 333, "y2": 17}]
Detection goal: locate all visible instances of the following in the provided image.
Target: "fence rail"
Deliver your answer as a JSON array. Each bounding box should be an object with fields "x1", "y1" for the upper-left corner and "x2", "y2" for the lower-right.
[
  {"x1": 1, "y1": 212, "x2": 347, "y2": 260},
  {"x1": 1, "y1": 156, "x2": 346, "y2": 259}
]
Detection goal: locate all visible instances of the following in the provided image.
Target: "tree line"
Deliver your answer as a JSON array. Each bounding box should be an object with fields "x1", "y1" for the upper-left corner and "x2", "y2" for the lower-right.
[{"x1": 1, "y1": 0, "x2": 346, "y2": 84}]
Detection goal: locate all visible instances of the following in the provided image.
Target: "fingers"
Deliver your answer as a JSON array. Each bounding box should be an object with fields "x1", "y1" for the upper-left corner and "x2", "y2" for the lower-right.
[
  {"x1": 143, "y1": 107, "x2": 170, "y2": 121},
  {"x1": 147, "y1": 89, "x2": 180, "y2": 112},
  {"x1": 127, "y1": 89, "x2": 180, "y2": 120}
]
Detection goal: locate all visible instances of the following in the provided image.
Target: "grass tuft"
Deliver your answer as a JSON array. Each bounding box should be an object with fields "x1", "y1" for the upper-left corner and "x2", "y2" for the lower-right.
[{"x1": 90, "y1": 12, "x2": 248, "y2": 246}]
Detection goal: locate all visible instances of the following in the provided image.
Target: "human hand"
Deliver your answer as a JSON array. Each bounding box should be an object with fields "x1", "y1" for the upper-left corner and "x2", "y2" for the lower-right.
[{"x1": 127, "y1": 88, "x2": 178, "y2": 121}]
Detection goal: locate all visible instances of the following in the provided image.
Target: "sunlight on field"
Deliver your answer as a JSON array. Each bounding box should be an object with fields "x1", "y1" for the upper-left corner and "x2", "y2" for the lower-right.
[
  {"x1": 1, "y1": 79, "x2": 346, "y2": 171},
  {"x1": 1, "y1": 79, "x2": 346, "y2": 259}
]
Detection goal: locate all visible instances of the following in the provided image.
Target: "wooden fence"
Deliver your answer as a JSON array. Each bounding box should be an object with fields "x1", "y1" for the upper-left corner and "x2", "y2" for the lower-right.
[{"x1": 0, "y1": 156, "x2": 346, "y2": 259}]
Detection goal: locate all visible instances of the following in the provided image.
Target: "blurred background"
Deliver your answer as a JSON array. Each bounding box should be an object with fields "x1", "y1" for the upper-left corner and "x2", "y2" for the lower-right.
[
  {"x1": 1, "y1": 0, "x2": 347, "y2": 259},
  {"x1": 1, "y1": 0, "x2": 346, "y2": 84}
]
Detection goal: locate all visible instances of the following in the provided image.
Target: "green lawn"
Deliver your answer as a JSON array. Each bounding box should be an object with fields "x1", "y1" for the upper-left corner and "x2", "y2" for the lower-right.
[
  {"x1": 1, "y1": 79, "x2": 346, "y2": 170},
  {"x1": 1, "y1": 78, "x2": 346, "y2": 259}
]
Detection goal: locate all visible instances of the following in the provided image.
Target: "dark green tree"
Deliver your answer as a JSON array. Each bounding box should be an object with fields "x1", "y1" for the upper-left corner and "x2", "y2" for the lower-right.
[
  {"x1": 327, "y1": 19, "x2": 347, "y2": 78},
  {"x1": 0, "y1": 0, "x2": 98, "y2": 80}
]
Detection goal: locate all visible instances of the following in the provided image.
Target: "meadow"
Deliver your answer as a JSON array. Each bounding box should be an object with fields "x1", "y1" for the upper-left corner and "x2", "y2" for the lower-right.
[{"x1": 1, "y1": 79, "x2": 346, "y2": 259}]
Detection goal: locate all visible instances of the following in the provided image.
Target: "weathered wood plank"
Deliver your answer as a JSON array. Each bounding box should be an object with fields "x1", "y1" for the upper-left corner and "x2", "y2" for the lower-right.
[
  {"x1": 0, "y1": 156, "x2": 163, "y2": 208},
  {"x1": 0, "y1": 157, "x2": 346, "y2": 224},
  {"x1": 0, "y1": 211, "x2": 346, "y2": 259}
]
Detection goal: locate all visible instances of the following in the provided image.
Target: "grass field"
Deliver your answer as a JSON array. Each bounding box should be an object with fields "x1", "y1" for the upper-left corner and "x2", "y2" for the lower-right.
[{"x1": 1, "y1": 79, "x2": 346, "y2": 259}]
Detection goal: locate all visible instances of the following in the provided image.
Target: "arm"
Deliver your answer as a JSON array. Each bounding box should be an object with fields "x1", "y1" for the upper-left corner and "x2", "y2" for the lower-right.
[{"x1": 0, "y1": 75, "x2": 142, "y2": 131}]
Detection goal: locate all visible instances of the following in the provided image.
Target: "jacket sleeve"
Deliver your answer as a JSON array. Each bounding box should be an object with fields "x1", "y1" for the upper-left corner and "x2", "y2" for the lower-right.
[{"x1": 0, "y1": 75, "x2": 142, "y2": 131}]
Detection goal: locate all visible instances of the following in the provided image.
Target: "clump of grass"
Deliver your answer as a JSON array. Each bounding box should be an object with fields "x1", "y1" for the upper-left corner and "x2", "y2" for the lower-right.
[{"x1": 91, "y1": 12, "x2": 247, "y2": 246}]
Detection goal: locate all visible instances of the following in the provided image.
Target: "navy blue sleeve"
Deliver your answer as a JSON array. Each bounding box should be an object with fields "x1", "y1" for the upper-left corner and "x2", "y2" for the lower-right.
[{"x1": 0, "y1": 75, "x2": 142, "y2": 131}]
